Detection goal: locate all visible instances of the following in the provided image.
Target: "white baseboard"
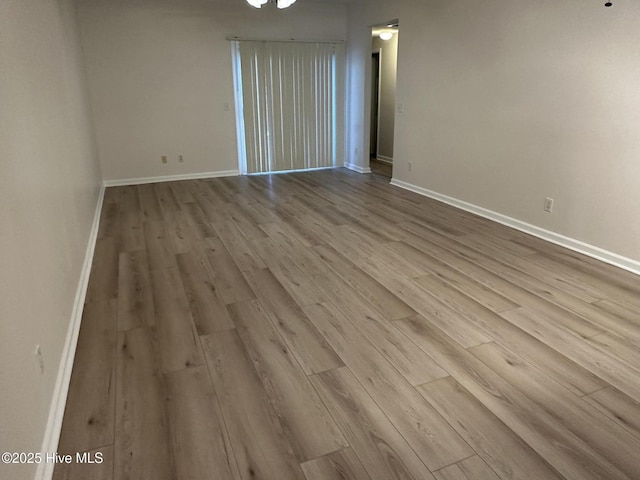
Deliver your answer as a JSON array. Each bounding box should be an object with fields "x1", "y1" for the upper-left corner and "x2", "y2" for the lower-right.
[
  {"x1": 375, "y1": 155, "x2": 393, "y2": 165},
  {"x1": 103, "y1": 169, "x2": 239, "y2": 187},
  {"x1": 35, "y1": 184, "x2": 105, "y2": 480},
  {"x1": 345, "y1": 163, "x2": 372, "y2": 174},
  {"x1": 390, "y1": 178, "x2": 640, "y2": 276}
]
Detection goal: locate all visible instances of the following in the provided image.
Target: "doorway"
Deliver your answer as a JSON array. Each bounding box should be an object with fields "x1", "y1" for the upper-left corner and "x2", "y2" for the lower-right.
[
  {"x1": 370, "y1": 22, "x2": 399, "y2": 179},
  {"x1": 370, "y1": 52, "x2": 380, "y2": 159}
]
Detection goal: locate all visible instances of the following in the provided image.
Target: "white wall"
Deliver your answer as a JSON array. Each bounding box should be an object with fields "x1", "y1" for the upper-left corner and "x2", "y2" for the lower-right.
[
  {"x1": 0, "y1": 0, "x2": 103, "y2": 478},
  {"x1": 76, "y1": 0, "x2": 348, "y2": 182},
  {"x1": 347, "y1": 0, "x2": 640, "y2": 264},
  {"x1": 372, "y1": 32, "x2": 398, "y2": 161}
]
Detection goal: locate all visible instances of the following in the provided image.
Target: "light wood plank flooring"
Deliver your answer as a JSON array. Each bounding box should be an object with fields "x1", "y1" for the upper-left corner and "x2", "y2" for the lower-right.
[{"x1": 54, "y1": 168, "x2": 640, "y2": 480}]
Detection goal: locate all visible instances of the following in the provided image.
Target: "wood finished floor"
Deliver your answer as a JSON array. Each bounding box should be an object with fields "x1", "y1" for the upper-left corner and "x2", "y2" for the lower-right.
[
  {"x1": 370, "y1": 158, "x2": 392, "y2": 178},
  {"x1": 54, "y1": 168, "x2": 640, "y2": 480}
]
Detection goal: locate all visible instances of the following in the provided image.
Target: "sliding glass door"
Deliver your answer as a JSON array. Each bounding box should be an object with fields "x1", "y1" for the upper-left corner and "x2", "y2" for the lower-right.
[{"x1": 232, "y1": 40, "x2": 342, "y2": 174}]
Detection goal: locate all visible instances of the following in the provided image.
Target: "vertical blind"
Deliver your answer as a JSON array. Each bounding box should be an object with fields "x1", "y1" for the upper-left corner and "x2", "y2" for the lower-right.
[{"x1": 233, "y1": 41, "x2": 339, "y2": 174}]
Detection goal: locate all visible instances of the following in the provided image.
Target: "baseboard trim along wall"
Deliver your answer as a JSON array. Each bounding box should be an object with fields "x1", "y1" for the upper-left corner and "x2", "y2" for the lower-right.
[
  {"x1": 375, "y1": 155, "x2": 393, "y2": 165},
  {"x1": 35, "y1": 185, "x2": 106, "y2": 480},
  {"x1": 390, "y1": 178, "x2": 640, "y2": 276},
  {"x1": 103, "y1": 169, "x2": 240, "y2": 187},
  {"x1": 345, "y1": 163, "x2": 372, "y2": 174}
]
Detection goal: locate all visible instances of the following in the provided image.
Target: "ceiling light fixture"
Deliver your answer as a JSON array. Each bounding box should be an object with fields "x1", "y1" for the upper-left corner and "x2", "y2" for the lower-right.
[
  {"x1": 379, "y1": 31, "x2": 393, "y2": 41},
  {"x1": 246, "y1": 0, "x2": 296, "y2": 9}
]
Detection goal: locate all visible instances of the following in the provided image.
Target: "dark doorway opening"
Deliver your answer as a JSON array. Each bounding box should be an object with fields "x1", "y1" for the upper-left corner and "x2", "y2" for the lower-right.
[{"x1": 370, "y1": 52, "x2": 380, "y2": 159}]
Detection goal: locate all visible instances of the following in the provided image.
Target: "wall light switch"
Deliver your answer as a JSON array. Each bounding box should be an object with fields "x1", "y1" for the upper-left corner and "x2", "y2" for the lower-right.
[{"x1": 35, "y1": 345, "x2": 44, "y2": 374}]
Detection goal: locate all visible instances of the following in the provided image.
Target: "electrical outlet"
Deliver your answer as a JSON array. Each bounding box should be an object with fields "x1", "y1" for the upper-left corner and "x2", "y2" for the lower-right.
[
  {"x1": 355, "y1": 147, "x2": 359, "y2": 156},
  {"x1": 35, "y1": 345, "x2": 44, "y2": 375},
  {"x1": 408, "y1": 161, "x2": 413, "y2": 172},
  {"x1": 161, "y1": 155, "x2": 167, "y2": 164},
  {"x1": 544, "y1": 197, "x2": 554, "y2": 213},
  {"x1": 179, "y1": 155, "x2": 184, "y2": 163}
]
